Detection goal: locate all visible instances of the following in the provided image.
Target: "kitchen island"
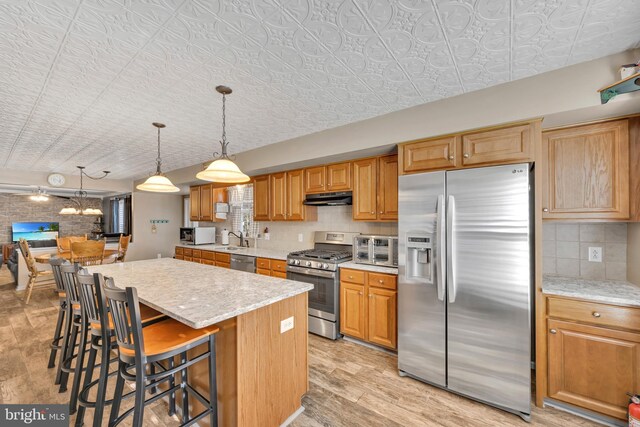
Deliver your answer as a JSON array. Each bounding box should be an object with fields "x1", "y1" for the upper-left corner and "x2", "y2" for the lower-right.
[{"x1": 88, "y1": 258, "x2": 313, "y2": 427}]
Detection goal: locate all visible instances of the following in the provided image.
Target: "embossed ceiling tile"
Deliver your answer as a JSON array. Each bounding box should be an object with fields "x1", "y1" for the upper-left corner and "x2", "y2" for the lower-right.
[
  {"x1": 252, "y1": 0, "x2": 310, "y2": 29},
  {"x1": 73, "y1": 5, "x2": 159, "y2": 48},
  {"x1": 126, "y1": 0, "x2": 179, "y2": 26}
]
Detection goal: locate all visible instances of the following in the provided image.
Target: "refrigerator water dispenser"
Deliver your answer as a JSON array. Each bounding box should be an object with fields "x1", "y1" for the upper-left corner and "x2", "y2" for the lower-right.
[{"x1": 406, "y1": 234, "x2": 433, "y2": 284}]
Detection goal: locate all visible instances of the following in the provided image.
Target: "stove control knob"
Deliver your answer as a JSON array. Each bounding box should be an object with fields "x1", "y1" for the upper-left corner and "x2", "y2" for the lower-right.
[
  {"x1": 294, "y1": 260, "x2": 300, "y2": 265},
  {"x1": 305, "y1": 261, "x2": 312, "y2": 267},
  {"x1": 288, "y1": 259, "x2": 295, "y2": 264},
  {"x1": 322, "y1": 263, "x2": 329, "y2": 269}
]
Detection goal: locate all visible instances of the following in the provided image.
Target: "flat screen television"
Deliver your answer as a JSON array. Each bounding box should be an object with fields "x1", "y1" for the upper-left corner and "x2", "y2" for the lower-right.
[{"x1": 12, "y1": 222, "x2": 59, "y2": 243}]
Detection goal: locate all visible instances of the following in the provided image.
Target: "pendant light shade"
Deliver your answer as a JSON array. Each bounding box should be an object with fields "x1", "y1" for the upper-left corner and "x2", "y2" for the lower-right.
[
  {"x1": 196, "y1": 158, "x2": 250, "y2": 183},
  {"x1": 137, "y1": 122, "x2": 180, "y2": 193},
  {"x1": 197, "y1": 85, "x2": 250, "y2": 184},
  {"x1": 59, "y1": 207, "x2": 80, "y2": 215},
  {"x1": 58, "y1": 166, "x2": 108, "y2": 215}
]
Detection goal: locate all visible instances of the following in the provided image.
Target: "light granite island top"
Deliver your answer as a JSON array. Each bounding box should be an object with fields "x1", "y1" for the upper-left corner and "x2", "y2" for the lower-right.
[
  {"x1": 542, "y1": 275, "x2": 640, "y2": 307},
  {"x1": 88, "y1": 257, "x2": 312, "y2": 427},
  {"x1": 88, "y1": 257, "x2": 312, "y2": 328}
]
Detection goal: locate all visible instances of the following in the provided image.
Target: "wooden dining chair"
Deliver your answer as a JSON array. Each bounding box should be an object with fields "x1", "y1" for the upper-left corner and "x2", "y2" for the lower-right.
[
  {"x1": 70, "y1": 240, "x2": 105, "y2": 266},
  {"x1": 18, "y1": 238, "x2": 55, "y2": 304},
  {"x1": 57, "y1": 235, "x2": 88, "y2": 255},
  {"x1": 116, "y1": 235, "x2": 131, "y2": 263}
]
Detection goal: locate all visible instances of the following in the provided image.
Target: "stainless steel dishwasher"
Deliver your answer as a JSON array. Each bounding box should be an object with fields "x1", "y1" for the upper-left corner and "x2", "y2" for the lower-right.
[{"x1": 230, "y1": 254, "x2": 256, "y2": 273}]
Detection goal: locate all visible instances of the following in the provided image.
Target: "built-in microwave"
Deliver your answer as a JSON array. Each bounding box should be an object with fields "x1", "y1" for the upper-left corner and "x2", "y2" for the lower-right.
[
  {"x1": 180, "y1": 227, "x2": 216, "y2": 245},
  {"x1": 353, "y1": 235, "x2": 398, "y2": 267}
]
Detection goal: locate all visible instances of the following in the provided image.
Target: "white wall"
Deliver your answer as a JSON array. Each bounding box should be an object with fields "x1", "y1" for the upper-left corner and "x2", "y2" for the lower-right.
[
  {"x1": 126, "y1": 192, "x2": 183, "y2": 261},
  {"x1": 628, "y1": 224, "x2": 640, "y2": 285}
]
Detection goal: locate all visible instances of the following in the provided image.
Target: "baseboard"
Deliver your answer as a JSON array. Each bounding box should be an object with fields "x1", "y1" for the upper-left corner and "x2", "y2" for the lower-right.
[
  {"x1": 281, "y1": 406, "x2": 305, "y2": 427},
  {"x1": 342, "y1": 336, "x2": 397, "y2": 356},
  {"x1": 544, "y1": 398, "x2": 626, "y2": 427}
]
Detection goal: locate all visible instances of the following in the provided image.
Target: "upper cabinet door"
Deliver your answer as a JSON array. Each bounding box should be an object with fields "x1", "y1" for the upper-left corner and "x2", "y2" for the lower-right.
[
  {"x1": 304, "y1": 166, "x2": 326, "y2": 194},
  {"x1": 327, "y1": 162, "x2": 351, "y2": 191},
  {"x1": 399, "y1": 135, "x2": 459, "y2": 174},
  {"x1": 287, "y1": 169, "x2": 306, "y2": 221},
  {"x1": 253, "y1": 175, "x2": 271, "y2": 221},
  {"x1": 353, "y1": 158, "x2": 378, "y2": 220},
  {"x1": 189, "y1": 186, "x2": 201, "y2": 221},
  {"x1": 542, "y1": 120, "x2": 629, "y2": 220},
  {"x1": 461, "y1": 124, "x2": 532, "y2": 167},
  {"x1": 199, "y1": 184, "x2": 213, "y2": 221},
  {"x1": 378, "y1": 155, "x2": 398, "y2": 221},
  {"x1": 270, "y1": 172, "x2": 287, "y2": 221}
]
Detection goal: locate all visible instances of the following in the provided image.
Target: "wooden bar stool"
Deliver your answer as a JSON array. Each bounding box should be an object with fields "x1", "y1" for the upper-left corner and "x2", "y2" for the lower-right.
[
  {"x1": 47, "y1": 258, "x2": 70, "y2": 384},
  {"x1": 18, "y1": 238, "x2": 55, "y2": 304},
  {"x1": 104, "y1": 280, "x2": 219, "y2": 427},
  {"x1": 58, "y1": 263, "x2": 83, "y2": 395},
  {"x1": 74, "y1": 272, "x2": 166, "y2": 427}
]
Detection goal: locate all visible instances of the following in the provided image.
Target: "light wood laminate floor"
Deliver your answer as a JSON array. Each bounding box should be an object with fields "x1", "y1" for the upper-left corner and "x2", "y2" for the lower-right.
[{"x1": 0, "y1": 282, "x2": 598, "y2": 426}]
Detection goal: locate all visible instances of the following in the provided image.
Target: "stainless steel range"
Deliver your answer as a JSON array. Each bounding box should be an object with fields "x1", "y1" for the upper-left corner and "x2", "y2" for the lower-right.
[{"x1": 287, "y1": 231, "x2": 360, "y2": 340}]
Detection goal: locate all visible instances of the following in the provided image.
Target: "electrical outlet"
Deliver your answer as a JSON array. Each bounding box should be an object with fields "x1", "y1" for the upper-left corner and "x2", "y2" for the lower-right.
[
  {"x1": 588, "y1": 247, "x2": 603, "y2": 262},
  {"x1": 298, "y1": 233, "x2": 304, "y2": 242},
  {"x1": 264, "y1": 233, "x2": 270, "y2": 241},
  {"x1": 157, "y1": 253, "x2": 162, "y2": 259},
  {"x1": 280, "y1": 316, "x2": 294, "y2": 334}
]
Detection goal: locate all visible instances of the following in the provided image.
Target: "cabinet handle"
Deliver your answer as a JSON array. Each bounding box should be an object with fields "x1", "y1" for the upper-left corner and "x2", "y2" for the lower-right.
[
  {"x1": 463, "y1": 153, "x2": 470, "y2": 158},
  {"x1": 449, "y1": 155, "x2": 454, "y2": 160},
  {"x1": 592, "y1": 312, "x2": 601, "y2": 318},
  {"x1": 549, "y1": 329, "x2": 557, "y2": 334},
  {"x1": 543, "y1": 208, "x2": 549, "y2": 212}
]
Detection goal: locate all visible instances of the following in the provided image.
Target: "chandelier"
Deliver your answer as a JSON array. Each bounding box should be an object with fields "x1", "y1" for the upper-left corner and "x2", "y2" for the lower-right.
[
  {"x1": 136, "y1": 122, "x2": 179, "y2": 192},
  {"x1": 59, "y1": 166, "x2": 110, "y2": 215},
  {"x1": 196, "y1": 85, "x2": 250, "y2": 183}
]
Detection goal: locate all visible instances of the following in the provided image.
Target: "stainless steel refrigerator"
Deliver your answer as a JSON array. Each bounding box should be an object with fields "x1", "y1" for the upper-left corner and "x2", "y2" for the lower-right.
[{"x1": 398, "y1": 163, "x2": 533, "y2": 421}]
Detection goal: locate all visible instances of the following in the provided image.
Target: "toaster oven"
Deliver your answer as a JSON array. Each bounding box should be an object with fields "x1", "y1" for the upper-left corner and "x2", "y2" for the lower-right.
[{"x1": 353, "y1": 235, "x2": 398, "y2": 267}]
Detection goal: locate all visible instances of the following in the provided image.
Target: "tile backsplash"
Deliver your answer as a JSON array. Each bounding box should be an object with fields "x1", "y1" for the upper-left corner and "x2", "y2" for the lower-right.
[
  {"x1": 210, "y1": 205, "x2": 397, "y2": 251},
  {"x1": 543, "y1": 223, "x2": 627, "y2": 281}
]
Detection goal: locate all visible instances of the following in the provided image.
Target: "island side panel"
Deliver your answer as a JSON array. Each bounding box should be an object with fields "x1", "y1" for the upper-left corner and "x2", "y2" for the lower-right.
[{"x1": 237, "y1": 292, "x2": 309, "y2": 426}]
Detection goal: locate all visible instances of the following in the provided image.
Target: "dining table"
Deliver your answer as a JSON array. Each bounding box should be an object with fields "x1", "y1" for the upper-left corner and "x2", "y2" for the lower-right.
[{"x1": 34, "y1": 250, "x2": 119, "y2": 264}]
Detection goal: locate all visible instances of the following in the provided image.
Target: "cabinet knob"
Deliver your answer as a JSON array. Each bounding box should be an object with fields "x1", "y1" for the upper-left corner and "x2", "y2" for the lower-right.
[
  {"x1": 328, "y1": 183, "x2": 331, "y2": 187},
  {"x1": 592, "y1": 312, "x2": 601, "y2": 318},
  {"x1": 369, "y1": 294, "x2": 372, "y2": 298},
  {"x1": 549, "y1": 329, "x2": 557, "y2": 334},
  {"x1": 358, "y1": 291, "x2": 363, "y2": 295},
  {"x1": 349, "y1": 275, "x2": 353, "y2": 279},
  {"x1": 371, "y1": 211, "x2": 374, "y2": 214},
  {"x1": 379, "y1": 211, "x2": 383, "y2": 214},
  {"x1": 543, "y1": 208, "x2": 549, "y2": 212},
  {"x1": 379, "y1": 279, "x2": 384, "y2": 283},
  {"x1": 449, "y1": 155, "x2": 454, "y2": 160},
  {"x1": 463, "y1": 153, "x2": 470, "y2": 158}
]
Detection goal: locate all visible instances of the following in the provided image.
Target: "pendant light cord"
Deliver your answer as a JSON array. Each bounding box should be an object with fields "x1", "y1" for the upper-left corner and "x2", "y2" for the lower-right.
[
  {"x1": 156, "y1": 125, "x2": 162, "y2": 174},
  {"x1": 219, "y1": 92, "x2": 229, "y2": 159}
]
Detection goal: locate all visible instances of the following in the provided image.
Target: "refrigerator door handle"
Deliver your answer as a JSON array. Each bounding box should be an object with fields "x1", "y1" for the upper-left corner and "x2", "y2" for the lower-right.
[
  {"x1": 446, "y1": 195, "x2": 457, "y2": 303},
  {"x1": 436, "y1": 195, "x2": 446, "y2": 301}
]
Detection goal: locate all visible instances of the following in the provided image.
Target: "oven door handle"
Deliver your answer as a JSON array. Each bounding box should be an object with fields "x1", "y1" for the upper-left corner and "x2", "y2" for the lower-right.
[{"x1": 287, "y1": 265, "x2": 336, "y2": 279}]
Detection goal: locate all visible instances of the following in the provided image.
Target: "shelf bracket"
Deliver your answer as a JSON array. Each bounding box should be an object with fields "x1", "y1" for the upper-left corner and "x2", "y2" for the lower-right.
[{"x1": 598, "y1": 72, "x2": 640, "y2": 104}]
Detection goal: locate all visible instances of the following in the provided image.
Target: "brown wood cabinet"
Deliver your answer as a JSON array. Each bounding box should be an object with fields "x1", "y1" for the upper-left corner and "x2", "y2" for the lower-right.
[
  {"x1": 304, "y1": 162, "x2": 351, "y2": 193},
  {"x1": 174, "y1": 247, "x2": 230, "y2": 268},
  {"x1": 546, "y1": 296, "x2": 640, "y2": 420},
  {"x1": 352, "y1": 155, "x2": 398, "y2": 221},
  {"x1": 253, "y1": 175, "x2": 271, "y2": 221},
  {"x1": 542, "y1": 120, "x2": 630, "y2": 220},
  {"x1": 254, "y1": 171, "x2": 316, "y2": 222},
  {"x1": 256, "y1": 257, "x2": 287, "y2": 277},
  {"x1": 399, "y1": 121, "x2": 537, "y2": 175},
  {"x1": 340, "y1": 268, "x2": 397, "y2": 349},
  {"x1": 190, "y1": 184, "x2": 227, "y2": 222}
]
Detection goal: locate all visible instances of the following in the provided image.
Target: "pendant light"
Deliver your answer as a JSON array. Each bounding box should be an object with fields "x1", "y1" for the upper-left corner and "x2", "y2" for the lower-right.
[
  {"x1": 136, "y1": 122, "x2": 180, "y2": 193},
  {"x1": 196, "y1": 86, "x2": 250, "y2": 183},
  {"x1": 59, "y1": 166, "x2": 109, "y2": 215}
]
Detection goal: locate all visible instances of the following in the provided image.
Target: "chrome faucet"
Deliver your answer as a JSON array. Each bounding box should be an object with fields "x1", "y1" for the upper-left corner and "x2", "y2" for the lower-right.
[{"x1": 228, "y1": 231, "x2": 249, "y2": 247}]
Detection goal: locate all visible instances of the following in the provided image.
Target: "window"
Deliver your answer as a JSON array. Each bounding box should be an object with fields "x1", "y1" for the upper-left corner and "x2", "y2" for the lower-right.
[
  {"x1": 108, "y1": 195, "x2": 131, "y2": 235},
  {"x1": 228, "y1": 184, "x2": 258, "y2": 238}
]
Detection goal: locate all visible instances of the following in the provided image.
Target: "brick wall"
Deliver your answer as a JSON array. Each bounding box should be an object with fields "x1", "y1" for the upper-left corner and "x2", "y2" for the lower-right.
[{"x1": 0, "y1": 194, "x2": 103, "y2": 244}]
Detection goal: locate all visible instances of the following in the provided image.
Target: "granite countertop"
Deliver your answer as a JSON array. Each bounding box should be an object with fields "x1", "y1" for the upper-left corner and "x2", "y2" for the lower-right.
[
  {"x1": 542, "y1": 275, "x2": 640, "y2": 307},
  {"x1": 175, "y1": 244, "x2": 291, "y2": 261},
  {"x1": 340, "y1": 262, "x2": 398, "y2": 275},
  {"x1": 88, "y1": 258, "x2": 313, "y2": 328}
]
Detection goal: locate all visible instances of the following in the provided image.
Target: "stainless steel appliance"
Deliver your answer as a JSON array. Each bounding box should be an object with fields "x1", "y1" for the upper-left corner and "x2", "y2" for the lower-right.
[
  {"x1": 303, "y1": 191, "x2": 352, "y2": 206},
  {"x1": 287, "y1": 231, "x2": 360, "y2": 340},
  {"x1": 179, "y1": 227, "x2": 216, "y2": 245},
  {"x1": 230, "y1": 254, "x2": 256, "y2": 273},
  {"x1": 353, "y1": 235, "x2": 398, "y2": 267},
  {"x1": 398, "y1": 163, "x2": 533, "y2": 421}
]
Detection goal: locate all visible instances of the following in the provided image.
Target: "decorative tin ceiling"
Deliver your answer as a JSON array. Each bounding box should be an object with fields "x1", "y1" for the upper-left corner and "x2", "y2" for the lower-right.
[{"x1": 1, "y1": 0, "x2": 638, "y2": 179}]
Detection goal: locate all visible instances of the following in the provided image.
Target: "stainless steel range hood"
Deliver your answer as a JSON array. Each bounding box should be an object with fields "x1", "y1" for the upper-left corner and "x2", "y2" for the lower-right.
[{"x1": 303, "y1": 191, "x2": 352, "y2": 206}]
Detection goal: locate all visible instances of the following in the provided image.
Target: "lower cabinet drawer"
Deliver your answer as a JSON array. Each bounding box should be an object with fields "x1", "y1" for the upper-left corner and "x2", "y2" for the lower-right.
[
  {"x1": 215, "y1": 252, "x2": 231, "y2": 263},
  {"x1": 257, "y1": 268, "x2": 271, "y2": 276},
  {"x1": 183, "y1": 248, "x2": 193, "y2": 257},
  {"x1": 202, "y1": 260, "x2": 215, "y2": 266},
  {"x1": 368, "y1": 272, "x2": 397, "y2": 290},
  {"x1": 192, "y1": 249, "x2": 202, "y2": 258},
  {"x1": 272, "y1": 270, "x2": 287, "y2": 279},
  {"x1": 257, "y1": 258, "x2": 271, "y2": 270},
  {"x1": 184, "y1": 256, "x2": 193, "y2": 262},
  {"x1": 217, "y1": 262, "x2": 230, "y2": 269},
  {"x1": 175, "y1": 255, "x2": 184, "y2": 260},
  {"x1": 547, "y1": 296, "x2": 640, "y2": 331},
  {"x1": 175, "y1": 247, "x2": 184, "y2": 255},
  {"x1": 341, "y1": 268, "x2": 365, "y2": 284},
  {"x1": 271, "y1": 260, "x2": 287, "y2": 273},
  {"x1": 202, "y1": 251, "x2": 215, "y2": 261}
]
